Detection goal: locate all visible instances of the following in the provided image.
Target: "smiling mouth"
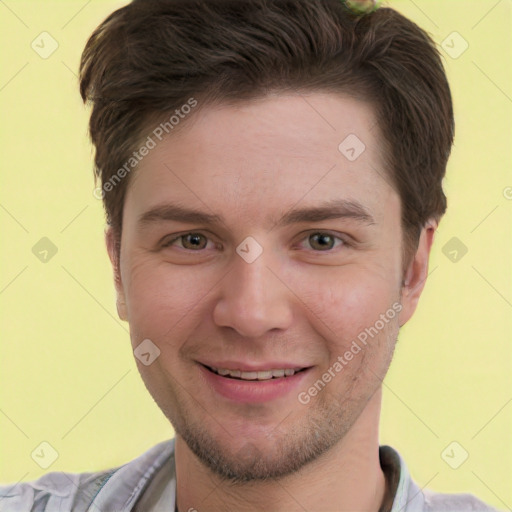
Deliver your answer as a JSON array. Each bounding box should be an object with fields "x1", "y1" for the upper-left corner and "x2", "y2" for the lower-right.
[{"x1": 202, "y1": 364, "x2": 309, "y2": 381}]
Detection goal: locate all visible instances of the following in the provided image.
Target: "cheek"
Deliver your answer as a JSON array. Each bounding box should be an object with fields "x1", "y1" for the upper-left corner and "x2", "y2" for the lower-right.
[
  {"x1": 300, "y1": 266, "x2": 399, "y2": 348},
  {"x1": 303, "y1": 270, "x2": 400, "y2": 402},
  {"x1": 121, "y1": 257, "x2": 211, "y2": 343}
]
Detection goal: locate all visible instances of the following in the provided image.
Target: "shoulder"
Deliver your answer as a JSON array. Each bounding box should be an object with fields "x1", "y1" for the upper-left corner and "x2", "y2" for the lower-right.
[
  {"x1": 0, "y1": 468, "x2": 115, "y2": 512},
  {"x1": 0, "y1": 439, "x2": 175, "y2": 512},
  {"x1": 422, "y1": 488, "x2": 503, "y2": 512},
  {"x1": 379, "y1": 445, "x2": 503, "y2": 512}
]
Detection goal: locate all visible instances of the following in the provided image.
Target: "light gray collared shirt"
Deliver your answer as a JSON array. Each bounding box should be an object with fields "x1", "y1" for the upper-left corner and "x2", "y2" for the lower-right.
[{"x1": 0, "y1": 438, "x2": 501, "y2": 511}]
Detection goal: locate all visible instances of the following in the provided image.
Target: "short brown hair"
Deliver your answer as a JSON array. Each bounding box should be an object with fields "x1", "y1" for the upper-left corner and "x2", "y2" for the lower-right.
[{"x1": 79, "y1": 0, "x2": 454, "y2": 273}]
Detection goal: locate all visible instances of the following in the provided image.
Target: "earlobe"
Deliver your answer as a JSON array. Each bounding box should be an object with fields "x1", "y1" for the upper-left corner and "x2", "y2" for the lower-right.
[
  {"x1": 116, "y1": 299, "x2": 127, "y2": 322},
  {"x1": 398, "y1": 221, "x2": 437, "y2": 327},
  {"x1": 105, "y1": 227, "x2": 128, "y2": 321}
]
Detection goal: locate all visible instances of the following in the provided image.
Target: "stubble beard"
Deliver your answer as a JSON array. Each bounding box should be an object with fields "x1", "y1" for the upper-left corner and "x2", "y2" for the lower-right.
[{"x1": 150, "y1": 317, "x2": 399, "y2": 484}]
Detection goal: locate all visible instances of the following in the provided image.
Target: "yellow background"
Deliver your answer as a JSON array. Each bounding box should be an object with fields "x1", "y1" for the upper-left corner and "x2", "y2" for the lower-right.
[{"x1": 0, "y1": 0, "x2": 511, "y2": 509}]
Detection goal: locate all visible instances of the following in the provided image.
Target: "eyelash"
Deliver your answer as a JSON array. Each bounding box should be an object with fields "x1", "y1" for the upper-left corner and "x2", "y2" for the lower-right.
[{"x1": 161, "y1": 231, "x2": 351, "y2": 253}]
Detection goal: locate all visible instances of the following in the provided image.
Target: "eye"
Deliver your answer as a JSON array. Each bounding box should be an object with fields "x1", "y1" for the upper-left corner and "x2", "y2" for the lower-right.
[
  {"x1": 161, "y1": 230, "x2": 350, "y2": 253},
  {"x1": 297, "y1": 231, "x2": 348, "y2": 252},
  {"x1": 162, "y1": 232, "x2": 212, "y2": 250}
]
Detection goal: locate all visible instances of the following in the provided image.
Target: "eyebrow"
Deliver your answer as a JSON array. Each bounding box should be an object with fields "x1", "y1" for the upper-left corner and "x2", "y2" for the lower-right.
[{"x1": 137, "y1": 199, "x2": 376, "y2": 230}]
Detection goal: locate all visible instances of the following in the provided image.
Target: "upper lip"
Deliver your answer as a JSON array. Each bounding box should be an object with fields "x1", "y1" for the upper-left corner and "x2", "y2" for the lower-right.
[{"x1": 199, "y1": 361, "x2": 311, "y2": 371}]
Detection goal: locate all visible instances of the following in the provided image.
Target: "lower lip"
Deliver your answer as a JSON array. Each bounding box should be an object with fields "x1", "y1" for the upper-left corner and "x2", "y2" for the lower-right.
[{"x1": 199, "y1": 364, "x2": 312, "y2": 404}]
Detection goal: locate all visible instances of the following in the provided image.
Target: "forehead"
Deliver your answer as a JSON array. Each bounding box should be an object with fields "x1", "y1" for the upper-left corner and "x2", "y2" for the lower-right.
[
  {"x1": 125, "y1": 92, "x2": 397, "y2": 229},
  {"x1": 154, "y1": 92, "x2": 380, "y2": 164}
]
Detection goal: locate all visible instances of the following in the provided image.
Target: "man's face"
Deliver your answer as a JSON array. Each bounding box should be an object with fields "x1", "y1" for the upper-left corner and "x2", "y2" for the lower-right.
[{"x1": 109, "y1": 93, "x2": 422, "y2": 481}]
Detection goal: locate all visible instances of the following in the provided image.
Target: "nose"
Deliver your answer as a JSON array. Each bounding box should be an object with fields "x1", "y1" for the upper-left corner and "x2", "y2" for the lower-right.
[{"x1": 212, "y1": 247, "x2": 294, "y2": 338}]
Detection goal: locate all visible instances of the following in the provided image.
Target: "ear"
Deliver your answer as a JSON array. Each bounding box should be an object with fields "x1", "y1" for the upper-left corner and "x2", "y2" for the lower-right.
[
  {"x1": 105, "y1": 227, "x2": 128, "y2": 321},
  {"x1": 398, "y1": 220, "x2": 437, "y2": 327}
]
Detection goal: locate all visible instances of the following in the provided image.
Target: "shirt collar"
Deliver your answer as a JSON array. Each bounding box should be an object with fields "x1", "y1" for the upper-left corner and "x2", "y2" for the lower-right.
[
  {"x1": 380, "y1": 445, "x2": 426, "y2": 512},
  {"x1": 90, "y1": 439, "x2": 425, "y2": 512}
]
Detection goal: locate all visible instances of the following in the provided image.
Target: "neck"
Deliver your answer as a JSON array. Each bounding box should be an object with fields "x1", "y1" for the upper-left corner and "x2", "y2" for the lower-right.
[{"x1": 175, "y1": 387, "x2": 388, "y2": 512}]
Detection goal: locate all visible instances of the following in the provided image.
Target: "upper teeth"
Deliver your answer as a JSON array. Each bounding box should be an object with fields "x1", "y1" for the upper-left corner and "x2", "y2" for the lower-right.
[{"x1": 211, "y1": 367, "x2": 303, "y2": 380}]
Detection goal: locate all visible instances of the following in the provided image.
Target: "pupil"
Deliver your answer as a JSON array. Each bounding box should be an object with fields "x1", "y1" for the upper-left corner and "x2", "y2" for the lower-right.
[
  {"x1": 186, "y1": 234, "x2": 203, "y2": 248},
  {"x1": 313, "y1": 233, "x2": 332, "y2": 250}
]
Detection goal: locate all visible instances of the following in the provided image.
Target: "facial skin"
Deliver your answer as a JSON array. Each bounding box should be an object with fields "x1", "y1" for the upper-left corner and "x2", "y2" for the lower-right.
[{"x1": 106, "y1": 92, "x2": 436, "y2": 512}]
